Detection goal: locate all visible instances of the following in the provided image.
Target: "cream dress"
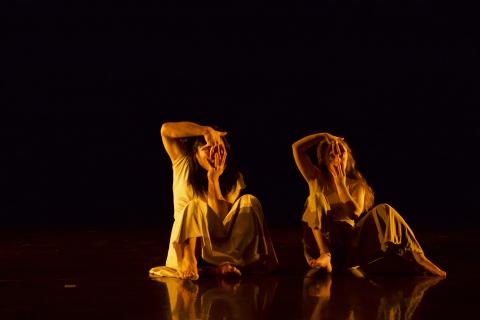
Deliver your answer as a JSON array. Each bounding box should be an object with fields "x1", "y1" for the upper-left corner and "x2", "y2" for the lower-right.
[
  {"x1": 302, "y1": 179, "x2": 424, "y2": 271},
  {"x1": 150, "y1": 155, "x2": 278, "y2": 278}
]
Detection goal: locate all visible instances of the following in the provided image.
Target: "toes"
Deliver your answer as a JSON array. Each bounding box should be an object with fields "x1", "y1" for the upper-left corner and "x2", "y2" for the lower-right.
[
  {"x1": 189, "y1": 271, "x2": 199, "y2": 280},
  {"x1": 222, "y1": 265, "x2": 232, "y2": 275},
  {"x1": 326, "y1": 263, "x2": 333, "y2": 273},
  {"x1": 179, "y1": 269, "x2": 198, "y2": 280},
  {"x1": 231, "y1": 266, "x2": 241, "y2": 276},
  {"x1": 186, "y1": 269, "x2": 199, "y2": 280}
]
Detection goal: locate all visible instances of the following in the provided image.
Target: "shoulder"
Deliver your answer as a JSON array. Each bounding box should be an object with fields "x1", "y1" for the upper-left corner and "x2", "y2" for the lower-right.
[
  {"x1": 172, "y1": 154, "x2": 190, "y2": 173},
  {"x1": 308, "y1": 177, "x2": 327, "y2": 195}
]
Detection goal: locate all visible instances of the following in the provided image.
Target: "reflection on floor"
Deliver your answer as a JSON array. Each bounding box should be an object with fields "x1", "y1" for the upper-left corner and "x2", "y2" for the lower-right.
[
  {"x1": 152, "y1": 276, "x2": 278, "y2": 319},
  {"x1": 303, "y1": 270, "x2": 443, "y2": 320},
  {"x1": 154, "y1": 272, "x2": 443, "y2": 320},
  {"x1": 0, "y1": 227, "x2": 477, "y2": 319}
]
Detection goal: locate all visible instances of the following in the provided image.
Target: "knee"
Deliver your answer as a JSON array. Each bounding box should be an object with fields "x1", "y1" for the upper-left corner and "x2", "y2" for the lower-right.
[
  {"x1": 374, "y1": 203, "x2": 400, "y2": 217},
  {"x1": 236, "y1": 194, "x2": 264, "y2": 221},
  {"x1": 238, "y1": 194, "x2": 261, "y2": 208},
  {"x1": 376, "y1": 203, "x2": 393, "y2": 211}
]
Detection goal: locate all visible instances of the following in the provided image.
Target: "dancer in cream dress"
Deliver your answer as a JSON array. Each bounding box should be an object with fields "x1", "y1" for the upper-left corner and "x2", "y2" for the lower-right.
[
  {"x1": 292, "y1": 132, "x2": 446, "y2": 277},
  {"x1": 150, "y1": 121, "x2": 278, "y2": 280}
]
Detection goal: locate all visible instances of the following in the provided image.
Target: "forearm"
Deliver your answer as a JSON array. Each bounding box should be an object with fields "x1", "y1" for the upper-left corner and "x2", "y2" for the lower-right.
[
  {"x1": 207, "y1": 177, "x2": 229, "y2": 219},
  {"x1": 161, "y1": 121, "x2": 211, "y2": 138},
  {"x1": 292, "y1": 132, "x2": 332, "y2": 152}
]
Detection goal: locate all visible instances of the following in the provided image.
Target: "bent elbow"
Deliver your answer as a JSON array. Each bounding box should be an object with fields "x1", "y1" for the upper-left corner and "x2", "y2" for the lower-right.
[
  {"x1": 354, "y1": 205, "x2": 365, "y2": 218},
  {"x1": 160, "y1": 122, "x2": 172, "y2": 137},
  {"x1": 347, "y1": 201, "x2": 363, "y2": 218},
  {"x1": 292, "y1": 141, "x2": 308, "y2": 154},
  {"x1": 353, "y1": 210, "x2": 362, "y2": 219},
  {"x1": 292, "y1": 143, "x2": 300, "y2": 154}
]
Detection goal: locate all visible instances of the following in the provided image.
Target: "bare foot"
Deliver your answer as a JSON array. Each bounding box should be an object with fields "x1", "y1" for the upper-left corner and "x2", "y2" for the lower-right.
[
  {"x1": 176, "y1": 241, "x2": 199, "y2": 280},
  {"x1": 309, "y1": 254, "x2": 333, "y2": 273},
  {"x1": 215, "y1": 263, "x2": 242, "y2": 277},
  {"x1": 413, "y1": 252, "x2": 447, "y2": 277}
]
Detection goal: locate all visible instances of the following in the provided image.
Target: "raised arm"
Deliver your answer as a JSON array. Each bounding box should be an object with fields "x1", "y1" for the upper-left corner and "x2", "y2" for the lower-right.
[
  {"x1": 160, "y1": 121, "x2": 226, "y2": 162},
  {"x1": 292, "y1": 132, "x2": 341, "y2": 182}
]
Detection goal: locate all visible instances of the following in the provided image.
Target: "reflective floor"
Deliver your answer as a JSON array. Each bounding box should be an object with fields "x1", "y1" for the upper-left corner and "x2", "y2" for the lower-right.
[{"x1": 0, "y1": 227, "x2": 478, "y2": 319}]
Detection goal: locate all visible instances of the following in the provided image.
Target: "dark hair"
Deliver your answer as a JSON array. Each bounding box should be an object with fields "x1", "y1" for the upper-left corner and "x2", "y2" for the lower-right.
[{"x1": 183, "y1": 135, "x2": 241, "y2": 198}]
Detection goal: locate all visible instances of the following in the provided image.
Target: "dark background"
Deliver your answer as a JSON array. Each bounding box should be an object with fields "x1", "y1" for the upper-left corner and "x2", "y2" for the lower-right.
[{"x1": 3, "y1": 2, "x2": 479, "y2": 231}]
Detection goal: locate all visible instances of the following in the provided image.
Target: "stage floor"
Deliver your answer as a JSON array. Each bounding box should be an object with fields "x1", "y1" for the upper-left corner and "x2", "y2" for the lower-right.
[{"x1": 0, "y1": 226, "x2": 477, "y2": 319}]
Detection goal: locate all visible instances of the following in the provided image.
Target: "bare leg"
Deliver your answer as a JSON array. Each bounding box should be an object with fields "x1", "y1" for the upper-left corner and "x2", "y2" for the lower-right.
[
  {"x1": 309, "y1": 227, "x2": 333, "y2": 273},
  {"x1": 176, "y1": 237, "x2": 200, "y2": 280},
  {"x1": 412, "y1": 252, "x2": 447, "y2": 277}
]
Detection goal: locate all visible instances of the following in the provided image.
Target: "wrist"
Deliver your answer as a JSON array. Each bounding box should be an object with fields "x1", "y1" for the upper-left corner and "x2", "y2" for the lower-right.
[
  {"x1": 337, "y1": 182, "x2": 348, "y2": 191},
  {"x1": 203, "y1": 126, "x2": 213, "y2": 136},
  {"x1": 207, "y1": 174, "x2": 218, "y2": 190},
  {"x1": 207, "y1": 171, "x2": 215, "y2": 181},
  {"x1": 208, "y1": 172, "x2": 220, "y2": 181}
]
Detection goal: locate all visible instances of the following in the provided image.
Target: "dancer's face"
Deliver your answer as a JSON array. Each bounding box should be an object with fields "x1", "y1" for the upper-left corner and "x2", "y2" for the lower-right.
[
  {"x1": 195, "y1": 144, "x2": 212, "y2": 171},
  {"x1": 324, "y1": 142, "x2": 348, "y2": 172}
]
